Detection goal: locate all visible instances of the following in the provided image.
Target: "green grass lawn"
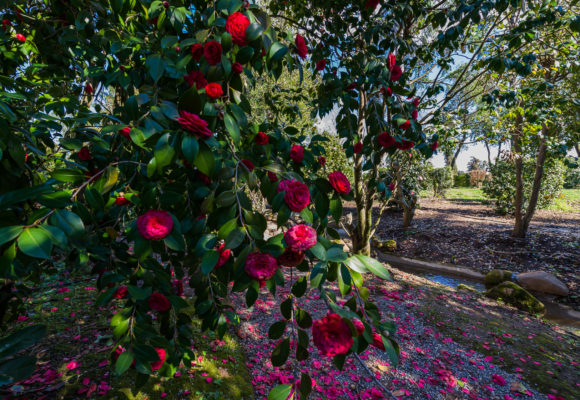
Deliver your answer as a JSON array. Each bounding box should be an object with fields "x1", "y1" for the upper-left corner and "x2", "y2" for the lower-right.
[{"x1": 421, "y1": 187, "x2": 580, "y2": 213}]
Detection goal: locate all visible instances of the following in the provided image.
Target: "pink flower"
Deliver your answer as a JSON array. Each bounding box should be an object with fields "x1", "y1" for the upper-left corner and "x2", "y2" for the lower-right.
[
  {"x1": 390, "y1": 64, "x2": 403, "y2": 81},
  {"x1": 151, "y1": 348, "x2": 166, "y2": 370},
  {"x1": 279, "y1": 179, "x2": 310, "y2": 212},
  {"x1": 491, "y1": 374, "x2": 506, "y2": 386},
  {"x1": 216, "y1": 243, "x2": 231, "y2": 268},
  {"x1": 284, "y1": 224, "x2": 317, "y2": 251},
  {"x1": 244, "y1": 252, "x2": 278, "y2": 282},
  {"x1": 352, "y1": 319, "x2": 365, "y2": 336},
  {"x1": 295, "y1": 34, "x2": 308, "y2": 59},
  {"x1": 312, "y1": 314, "x2": 353, "y2": 357},
  {"x1": 412, "y1": 109, "x2": 418, "y2": 121},
  {"x1": 381, "y1": 86, "x2": 393, "y2": 97},
  {"x1": 15, "y1": 33, "x2": 26, "y2": 42},
  {"x1": 277, "y1": 248, "x2": 305, "y2": 267},
  {"x1": 372, "y1": 333, "x2": 385, "y2": 350},
  {"x1": 387, "y1": 53, "x2": 396, "y2": 71},
  {"x1": 148, "y1": 292, "x2": 171, "y2": 312},
  {"x1": 113, "y1": 286, "x2": 129, "y2": 299},
  {"x1": 290, "y1": 144, "x2": 304, "y2": 163},
  {"x1": 413, "y1": 97, "x2": 420, "y2": 106},
  {"x1": 137, "y1": 210, "x2": 173, "y2": 240},
  {"x1": 66, "y1": 361, "x2": 80, "y2": 370},
  {"x1": 115, "y1": 196, "x2": 130, "y2": 206},
  {"x1": 329, "y1": 171, "x2": 351, "y2": 194},
  {"x1": 178, "y1": 110, "x2": 213, "y2": 139},
  {"x1": 267, "y1": 171, "x2": 278, "y2": 182},
  {"x1": 318, "y1": 156, "x2": 326, "y2": 166}
]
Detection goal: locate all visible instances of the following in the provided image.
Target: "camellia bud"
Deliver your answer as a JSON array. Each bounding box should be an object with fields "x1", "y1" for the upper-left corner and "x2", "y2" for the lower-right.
[{"x1": 163, "y1": 1, "x2": 169, "y2": 8}]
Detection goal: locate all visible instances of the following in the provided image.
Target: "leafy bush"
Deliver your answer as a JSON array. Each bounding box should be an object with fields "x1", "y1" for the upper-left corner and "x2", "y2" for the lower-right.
[
  {"x1": 483, "y1": 157, "x2": 566, "y2": 214},
  {"x1": 453, "y1": 173, "x2": 471, "y2": 187},
  {"x1": 429, "y1": 167, "x2": 454, "y2": 197},
  {"x1": 319, "y1": 132, "x2": 354, "y2": 184},
  {"x1": 469, "y1": 170, "x2": 487, "y2": 187},
  {"x1": 564, "y1": 160, "x2": 580, "y2": 189}
]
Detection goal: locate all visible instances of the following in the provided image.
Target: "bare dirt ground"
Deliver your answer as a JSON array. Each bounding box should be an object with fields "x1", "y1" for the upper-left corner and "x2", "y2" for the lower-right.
[{"x1": 346, "y1": 198, "x2": 580, "y2": 310}]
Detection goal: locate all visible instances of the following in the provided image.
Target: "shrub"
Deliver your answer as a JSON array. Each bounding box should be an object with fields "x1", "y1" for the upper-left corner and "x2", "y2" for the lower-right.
[
  {"x1": 564, "y1": 162, "x2": 580, "y2": 189},
  {"x1": 483, "y1": 157, "x2": 566, "y2": 214},
  {"x1": 429, "y1": 167, "x2": 454, "y2": 197},
  {"x1": 453, "y1": 172, "x2": 471, "y2": 187},
  {"x1": 469, "y1": 170, "x2": 487, "y2": 187}
]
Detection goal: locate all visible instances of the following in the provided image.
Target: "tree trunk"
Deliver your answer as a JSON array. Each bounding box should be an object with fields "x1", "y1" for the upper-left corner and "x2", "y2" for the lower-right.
[
  {"x1": 484, "y1": 141, "x2": 492, "y2": 168},
  {"x1": 512, "y1": 112, "x2": 525, "y2": 238},
  {"x1": 520, "y1": 128, "x2": 548, "y2": 235},
  {"x1": 575, "y1": 142, "x2": 580, "y2": 158},
  {"x1": 450, "y1": 132, "x2": 468, "y2": 171},
  {"x1": 496, "y1": 142, "x2": 502, "y2": 164}
]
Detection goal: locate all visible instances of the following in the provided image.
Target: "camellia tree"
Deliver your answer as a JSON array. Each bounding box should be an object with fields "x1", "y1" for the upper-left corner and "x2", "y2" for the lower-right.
[{"x1": 0, "y1": 0, "x2": 399, "y2": 398}]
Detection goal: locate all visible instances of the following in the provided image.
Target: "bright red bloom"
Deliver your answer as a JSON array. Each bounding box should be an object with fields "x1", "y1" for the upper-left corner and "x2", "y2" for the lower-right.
[
  {"x1": 191, "y1": 43, "x2": 203, "y2": 61},
  {"x1": 277, "y1": 249, "x2": 305, "y2": 267},
  {"x1": 255, "y1": 131, "x2": 269, "y2": 145},
  {"x1": 431, "y1": 141, "x2": 438, "y2": 151},
  {"x1": 316, "y1": 59, "x2": 327, "y2": 71},
  {"x1": 365, "y1": 0, "x2": 380, "y2": 10},
  {"x1": 151, "y1": 348, "x2": 166, "y2": 370},
  {"x1": 216, "y1": 243, "x2": 231, "y2": 268},
  {"x1": 395, "y1": 139, "x2": 414, "y2": 150},
  {"x1": 184, "y1": 70, "x2": 207, "y2": 89},
  {"x1": 226, "y1": 12, "x2": 250, "y2": 46},
  {"x1": 148, "y1": 292, "x2": 171, "y2": 312},
  {"x1": 15, "y1": 33, "x2": 26, "y2": 43},
  {"x1": 115, "y1": 196, "x2": 130, "y2": 206},
  {"x1": 241, "y1": 159, "x2": 254, "y2": 171},
  {"x1": 267, "y1": 171, "x2": 278, "y2": 182},
  {"x1": 137, "y1": 210, "x2": 173, "y2": 240},
  {"x1": 120, "y1": 126, "x2": 131, "y2": 139},
  {"x1": 78, "y1": 147, "x2": 92, "y2": 161},
  {"x1": 378, "y1": 132, "x2": 395, "y2": 148},
  {"x1": 178, "y1": 110, "x2": 212, "y2": 139},
  {"x1": 280, "y1": 179, "x2": 310, "y2": 212},
  {"x1": 353, "y1": 141, "x2": 362, "y2": 154},
  {"x1": 413, "y1": 97, "x2": 420, "y2": 106},
  {"x1": 1, "y1": 19, "x2": 11, "y2": 30},
  {"x1": 232, "y1": 62, "x2": 243, "y2": 74},
  {"x1": 295, "y1": 34, "x2": 308, "y2": 59},
  {"x1": 388, "y1": 183, "x2": 396, "y2": 191},
  {"x1": 387, "y1": 53, "x2": 396, "y2": 71},
  {"x1": 284, "y1": 224, "x2": 317, "y2": 252},
  {"x1": 244, "y1": 252, "x2": 278, "y2": 282},
  {"x1": 329, "y1": 171, "x2": 351, "y2": 194},
  {"x1": 312, "y1": 314, "x2": 353, "y2": 357},
  {"x1": 398, "y1": 119, "x2": 411, "y2": 130},
  {"x1": 113, "y1": 286, "x2": 129, "y2": 299},
  {"x1": 318, "y1": 156, "x2": 326, "y2": 166},
  {"x1": 205, "y1": 82, "x2": 223, "y2": 99},
  {"x1": 353, "y1": 319, "x2": 365, "y2": 336},
  {"x1": 85, "y1": 83, "x2": 93, "y2": 94},
  {"x1": 204, "y1": 40, "x2": 222, "y2": 65},
  {"x1": 390, "y1": 64, "x2": 402, "y2": 81},
  {"x1": 412, "y1": 109, "x2": 418, "y2": 121},
  {"x1": 372, "y1": 333, "x2": 385, "y2": 350},
  {"x1": 381, "y1": 86, "x2": 393, "y2": 97},
  {"x1": 290, "y1": 144, "x2": 304, "y2": 163}
]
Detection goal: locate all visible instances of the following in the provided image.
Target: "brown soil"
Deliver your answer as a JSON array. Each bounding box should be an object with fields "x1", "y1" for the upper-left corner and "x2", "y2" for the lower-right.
[{"x1": 345, "y1": 198, "x2": 580, "y2": 310}]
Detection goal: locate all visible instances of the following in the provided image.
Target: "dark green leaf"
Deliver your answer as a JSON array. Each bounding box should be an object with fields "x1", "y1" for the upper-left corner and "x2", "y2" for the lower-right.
[
  {"x1": 201, "y1": 249, "x2": 219, "y2": 275},
  {"x1": 17, "y1": 228, "x2": 52, "y2": 259},
  {"x1": 267, "y1": 384, "x2": 292, "y2": 400},
  {"x1": 115, "y1": 351, "x2": 134, "y2": 376},
  {"x1": 271, "y1": 338, "x2": 290, "y2": 367},
  {"x1": 268, "y1": 320, "x2": 287, "y2": 340}
]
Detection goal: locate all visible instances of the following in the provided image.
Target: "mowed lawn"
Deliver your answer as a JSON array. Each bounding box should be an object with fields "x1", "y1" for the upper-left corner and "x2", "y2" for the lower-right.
[{"x1": 420, "y1": 188, "x2": 580, "y2": 212}]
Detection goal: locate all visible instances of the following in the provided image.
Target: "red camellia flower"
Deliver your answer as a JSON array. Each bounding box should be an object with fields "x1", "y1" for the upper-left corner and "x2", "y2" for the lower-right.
[
  {"x1": 137, "y1": 210, "x2": 173, "y2": 240},
  {"x1": 15, "y1": 33, "x2": 26, "y2": 43},
  {"x1": 353, "y1": 141, "x2": 362, "y2": 154},
  {"x1": 184, "y1": 70, "x2": 207, "y2": 89},
  {"x1": 413, "y1": 97, "x2": 420, "y2": 107},
  {"x1": 241, "y1": 159, "x2": 254, "y2": 172},
  {"x1": 346, "y1": 82, "x2": 358, "y2": 91},
  {"x1": 1, "y1": 19, "x2": 11, "y2": 30},
  {"x1": 173, "y1": 279, "x2": 184, "y2": 295},
  {"x1": 244, "y1": 252, "x2": 278, "y2": 282},
  {"x1": 395, "y1": 139, "x2": 414, "y2": 150},
  {"x1": 312, "y1": 313, "x2": 353, "y2": 357},
  {"x1": 381, "y1": 86, "x2": 393, "y2": 97},
  {"x1": 78, "y1": 147, "x2": 92, "y2": 161},
  {"x1": 178, "y1": 110, "x2": 213, "y2": 139},
  {"x1": 191, "y1": 43, "x2": 203, "y2": 61},
  {"x1": 290, "y1": 144, "x2": 304, "y2": 163},
  {"x1": 120, "y1": 126, "x2": 131, "y2": 139},
  {"x1": 85, "y1": 83, "x2": 93, "y2": 94},
  {"x1": 113, "y1": 286, "x2": 129, "y2": 299},
  {"x1": 412, "y1": 109, "x2": 418, "y2": 121},
  {"x1": 267, "y1": 171, "x2": 278, "y2": 182},
  {"x1": 151, "y1": 348, "x2": 166, "y2": 371},
  {"x1": 277, "y1": 248, "x2": 305, "y2": 267},
  {"x1": 390, "y1": 64, "x2": 403, "y2": 81},
  {"x1": 399, "y1": 119, "x2": 411, "y2": 130},
  {"x1": 295, "y1": 34, "x2": 308, "y2": 59},
  {"x1": 318, "y1": 156, "x2": 326, "y2": 166},
  {"x1": 365, "y1": 0, "x2": 380, "y2": 10},
  {"x1": 255, "y1": 131, "x2": 269, "y2": 145},
  {"x1": 352, "y1": 319, "x2": 365, "y2": 336},
  {"x1": 372, "y1": 333, "x2": 385, "y2": 351},
  {"x1": 148, "y1": 292, "x2": 171, "y2": 312},
  {"x1": 280, "y1": 179, "x2": 310, "y2": 212},
  {"x1": 284, "y1": 224, "x2": 317, "y2": 252},
  {"x1": 205, "y1": 82, "x2": 223, "y2": 99},
  {"x1": 388, "y1": 183, "x2": 396, "y2": 191},
  {"x1": 329, "y1": 171, "x2": 351, "y2": 195},
  {"x1": 378, "y1": 132, "x2": 396, "y2": 148},
  {"x1": 387, "y1": 53, "x2": 396, "y2": 71},
  {"x1": 198, "y1": 171, "x2": 211, "y2": 185},
  {"x1": 216, "y1": 243, "x2": 231, "y2": 268},
  {"x1": 316, "y1": 59, "x2": 327, "y2": 71},
  {"x1": 232, "y1": 62, "x2": 243, "y2": 74},
  {"x1": 204, "y1": 40, "x2": 222, "y2": 65},
  {"x1": 115, "y1": 196, "x2": 130, "y2": 206},
  {"x1": 226, "y1": 12, "x2": 250, "y2": 46},
  {"x1": 431, "y1": 141, "x2": 438, "y2": 151}
]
